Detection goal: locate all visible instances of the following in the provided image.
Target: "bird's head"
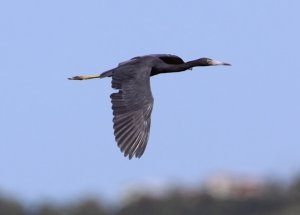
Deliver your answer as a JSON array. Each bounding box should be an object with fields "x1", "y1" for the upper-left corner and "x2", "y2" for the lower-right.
[{"x1": 197, "y1": 58, "x2": 231, "y2": 66}]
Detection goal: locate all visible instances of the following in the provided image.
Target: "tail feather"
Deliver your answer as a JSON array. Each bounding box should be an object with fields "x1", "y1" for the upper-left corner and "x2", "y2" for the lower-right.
[{"x1": 100, "y1": 69, "x2": 114, "y2": 78}]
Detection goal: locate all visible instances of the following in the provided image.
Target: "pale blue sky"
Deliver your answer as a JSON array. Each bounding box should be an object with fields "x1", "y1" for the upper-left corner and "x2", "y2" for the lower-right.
[{"x1": 1, "y1": 0, "x2": 300, "y2": 203}]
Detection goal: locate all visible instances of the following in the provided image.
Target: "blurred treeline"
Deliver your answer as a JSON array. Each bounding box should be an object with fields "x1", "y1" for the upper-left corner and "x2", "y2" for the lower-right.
[{"x1": 1, "y1": 176, "x2": 300, "y2": 215}]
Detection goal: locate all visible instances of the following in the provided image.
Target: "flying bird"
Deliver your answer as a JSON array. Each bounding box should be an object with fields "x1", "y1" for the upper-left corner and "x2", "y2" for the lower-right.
[{"x1": 69, "y1": 54, "x2": 231, "y2": 159}]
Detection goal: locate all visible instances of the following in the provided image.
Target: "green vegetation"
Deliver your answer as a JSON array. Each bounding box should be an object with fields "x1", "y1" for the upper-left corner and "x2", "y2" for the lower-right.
[{"x1": 1, "y1": 177, "x2": 300, "y2": 215}]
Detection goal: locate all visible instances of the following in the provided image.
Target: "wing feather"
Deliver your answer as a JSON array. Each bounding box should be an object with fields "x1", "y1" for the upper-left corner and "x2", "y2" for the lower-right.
[
  {"x1": 110, "y1": 63, "x2": 154, "y2": 159},
  {"x1": 132, "y1": 54, "x2": 184, "y2": 65}
]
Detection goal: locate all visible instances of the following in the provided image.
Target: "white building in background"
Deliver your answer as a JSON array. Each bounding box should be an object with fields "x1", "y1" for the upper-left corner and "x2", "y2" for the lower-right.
[{"x1": 202, "y1": 173, "x2": 265, "y2": 199}]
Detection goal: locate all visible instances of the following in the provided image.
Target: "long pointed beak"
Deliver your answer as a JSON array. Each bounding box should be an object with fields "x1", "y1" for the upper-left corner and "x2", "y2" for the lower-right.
[
  {"x1": 211, "y1": 59, "x2": 231, "y2": 66},
  {"x1": 222, "y1": 62, "x2": 231, "y2": 66}
]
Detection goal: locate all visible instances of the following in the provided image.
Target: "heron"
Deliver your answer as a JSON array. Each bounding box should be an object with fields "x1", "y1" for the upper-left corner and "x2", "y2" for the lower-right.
[{"x1": 69, "y1": 54, "x2": 231, "y2": 159}]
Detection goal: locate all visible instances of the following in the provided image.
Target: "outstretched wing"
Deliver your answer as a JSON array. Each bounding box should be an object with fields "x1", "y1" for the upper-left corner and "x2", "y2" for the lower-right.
[
  {"x1": 110, "y1": 65, "x2": 154, "y2": 159},
  {"x1": 148, "y1": 54, "x2": 185, "y2": 65},
  {"x1": 131, "y1": 54, "x2": 184, "y2": 64},
  {"x1": 118, "y1": 54, "x2": 184, "y2": 67}
]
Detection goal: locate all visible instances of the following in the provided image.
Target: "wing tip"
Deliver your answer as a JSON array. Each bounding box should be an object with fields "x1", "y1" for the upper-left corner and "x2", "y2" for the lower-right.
[
  {"x1": 123, "y1": 151, "x2": 143, "y2": 160},
  {"x1": 122, "y1": 145, "x2": 145, "y2": 159}
]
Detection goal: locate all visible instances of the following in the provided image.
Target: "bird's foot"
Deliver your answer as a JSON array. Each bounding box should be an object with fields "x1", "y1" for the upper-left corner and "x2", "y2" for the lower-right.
[
  {"x1": 68, "y1": 74, "x2": 101, "y2": 80},
  {"x1": 68, "y1": 76, "x2": 86, "y2": 80}
]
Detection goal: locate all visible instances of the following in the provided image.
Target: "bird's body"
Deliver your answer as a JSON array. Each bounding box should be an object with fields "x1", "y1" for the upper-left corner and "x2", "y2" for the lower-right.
[{"x1": 69, "y1": 54, "x2": 230, "y2": 159}]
